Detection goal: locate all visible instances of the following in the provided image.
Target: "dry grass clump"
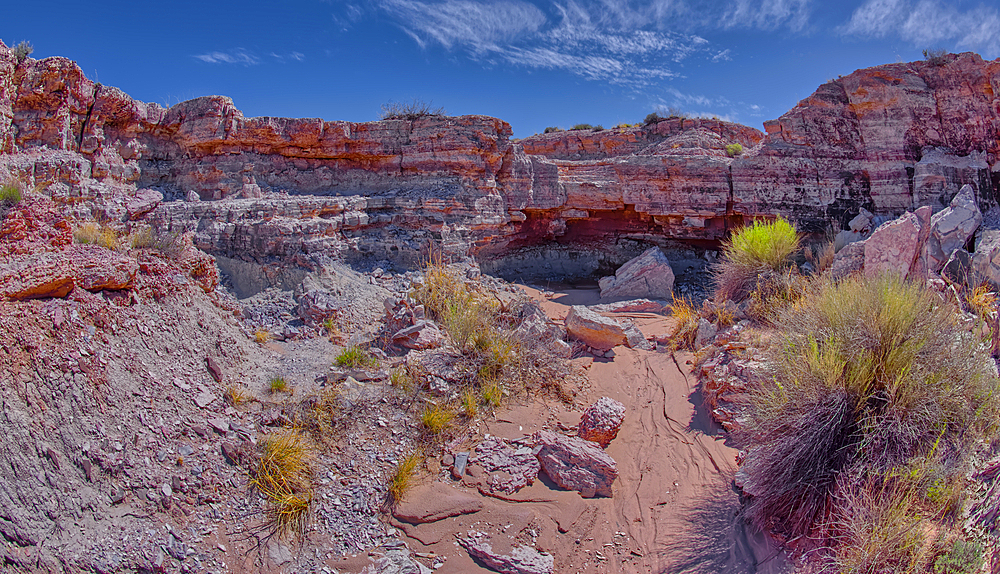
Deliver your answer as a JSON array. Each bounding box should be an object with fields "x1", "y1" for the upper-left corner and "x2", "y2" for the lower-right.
[
  {"x1": 250, "y1": 429, "x2": 314, "y2": 537},
  {"x1": 269, "y1": 376, "x2": 289, "y2": 394},
  {"x1": 224, "y1": 384, "x2": 250, "y2": 406},
  {"x1": 738, "y1": 274, "x2": 1000, "y2": 545},
  {"x1": 668, "y1": 296, "x2": 700, "y2": 350},
  {"x1": 715, "y1": 217, "x2": 800, "y2": 304},
  {"x1": 420, "y1": 403, "x2": 454, "y2": 435},
  {"x1": 254, "y1": 328, "x2": 271, "y2": 345},
  {"x1": 388, "y1": 452, "x2": 421, "y2": 503},
  {"x1": 129, "y1": 225, "x2": 183, "y2": 258},
  {"x1": 74, "y1": 222, "x2": 120, "y2": 250}
]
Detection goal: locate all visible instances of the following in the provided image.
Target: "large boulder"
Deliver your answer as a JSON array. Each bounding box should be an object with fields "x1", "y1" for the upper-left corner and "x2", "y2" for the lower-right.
[
  {"x1": 926, "y1": 184, "x2": 982, "y2": 271},
  {"x1": 598, "y1": 247, "x2": 674, "y2": 300},
  {"x1": 533, "y1": 430, "x2": 618, "y2": 498},
  {"x1": 863, "y1": 206, "x2": 930, "y2": 279},
  {"x1": 578, "y1": 397, "x2": 626, "y2": 448},
  {"x1": 564, "y1": 306, "x2": 627, "y2": 351}
]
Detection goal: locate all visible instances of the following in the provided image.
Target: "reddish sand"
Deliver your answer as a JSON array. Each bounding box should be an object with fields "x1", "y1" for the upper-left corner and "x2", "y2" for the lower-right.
[{"x1": 393, "y1": 285, "x2": 788, "y2": 574}]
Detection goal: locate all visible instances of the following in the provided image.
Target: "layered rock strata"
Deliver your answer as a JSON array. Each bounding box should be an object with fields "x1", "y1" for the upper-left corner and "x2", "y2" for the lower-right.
[{"x1": 2, "y1": 42, "x2": 999, "y2": 284}]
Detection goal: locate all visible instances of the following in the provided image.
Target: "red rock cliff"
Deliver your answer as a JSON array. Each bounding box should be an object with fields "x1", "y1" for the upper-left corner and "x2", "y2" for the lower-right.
[{"x1": 1, "y1": 42, "x2": 998, "y2": 275}]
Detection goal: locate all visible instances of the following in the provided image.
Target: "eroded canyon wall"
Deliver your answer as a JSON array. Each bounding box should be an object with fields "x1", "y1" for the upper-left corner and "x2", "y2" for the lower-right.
[{"x1": 1, "y1": 41, "x2": 998, "y2": 280}]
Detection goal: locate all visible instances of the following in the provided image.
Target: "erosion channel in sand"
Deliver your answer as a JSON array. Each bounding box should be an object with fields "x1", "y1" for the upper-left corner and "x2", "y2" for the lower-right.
[{"x1": 393, "y1": 284, "x2": 789, "y2": 574}]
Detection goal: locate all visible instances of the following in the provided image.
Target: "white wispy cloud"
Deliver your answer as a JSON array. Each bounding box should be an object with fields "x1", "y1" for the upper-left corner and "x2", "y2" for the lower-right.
[
  {"x1": 841, "y1": 0, "x2": 1000, "y2": 57},
  {"x1": 193, "y1": 49, "x2": 261, "y2": 66},
  {"x1": 718, "y1": 0, "x2": 811, "y2": 32},
  {"x1": 379, "y1": 0, "x2": 545, "y2": 51},
  {"x1": 269, "y1": 51, "x2": 307, "y2": 62}
]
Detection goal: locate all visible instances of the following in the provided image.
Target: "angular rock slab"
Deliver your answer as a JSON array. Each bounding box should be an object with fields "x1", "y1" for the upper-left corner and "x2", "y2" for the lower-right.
[
  {"x1": 392, "y1": 482, "x2": 482, "y2": 524},
  {"x1": 534, "y1": 430, "x2": 617, "y2": 498},
  {"x1": 564, "y1": 305, "x2": 626, "y2": 351},
  {"x1": 578, "y1": 397, "x2": 626, "y2": 448},
  {"x1": 863, "y1": 207, "x2": 930, "y2": 279},
  {"x1": 458, "y1": 532, "x2": 554, "y2": 574},
  {"x1": 598, "y1": 247, "x2": 675, "y2": 300},
  {"x1": 927, "y1": 184, "x2": 982, "y2": 271}
]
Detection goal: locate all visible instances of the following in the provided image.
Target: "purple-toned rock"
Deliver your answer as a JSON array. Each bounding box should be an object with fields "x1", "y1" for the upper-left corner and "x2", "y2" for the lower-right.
[
  {"x1": 598, "y1": 247, "x2": 675, "y2": 300},
  {"x1": 927, "y1": 184, "x2": 982, "y2": 271},
  {"x1": 533, "y1": 430, "x2": 617, "y2": 498},
  {"x1": 126, "y1": 188, "x2": 163, "y2": 220},
  {"x1": 863, "y1": 208, "x2": 929, "y2": 279},
  {"x1": 458, "y1": 532, "x2": 554, "y2": 574},
  {"x1": 578, "y1": 397, "x2": 626, "y2": 447},
  {"x1": 565, "y1": 305, "x2": 627, "y2": 351},
  {"x1": 475, "y1": 438, "x2": 540, "y2": 494}
]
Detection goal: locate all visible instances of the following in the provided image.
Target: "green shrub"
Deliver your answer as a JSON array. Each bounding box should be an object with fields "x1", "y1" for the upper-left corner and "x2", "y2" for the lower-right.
[
  {"x1": 714, "y1": 217, "x2": 800, "y2": 302},
  {"x1": 570, "y1": 123, "x2": 593, "y2": 131},
  {"x1": 643, "y1": 112, "x2": 663, "y2": 125},
  {"x1": 592, "y1": 124, "x2": 604, "y2": 131},
  {"x1": 934, "y1": 539, "x2": 985, "y2": 574},
  {"x1": 725, "y1": 143, "x2": 743, "y2": 157},
  {"x1": 543, "y1": 126, "x2": 563, "y2": 134},
  {"x1": 379, "y1": 99, "x2": 444, "y2": 121},
  {"x1": 0, "y1": 183, "x2": 22, "y2": 204},
  {"x1": 12, "y1": 41, "x2": 33, "y2": 65},
  {"x1": 335, "y1": 345, "x2": 378, "y2": 369},
  {"x1": 269, "y1": 376, "x2": 289, "y2": 394},
  {"x1": 738, "y1": 274, "x2": 1000, "y2": 539}
]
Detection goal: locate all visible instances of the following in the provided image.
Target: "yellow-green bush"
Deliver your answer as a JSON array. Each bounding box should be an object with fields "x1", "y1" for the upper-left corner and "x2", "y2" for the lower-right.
[{"x1": 715, "y1": 217, "x2": 801, "y2": 303}]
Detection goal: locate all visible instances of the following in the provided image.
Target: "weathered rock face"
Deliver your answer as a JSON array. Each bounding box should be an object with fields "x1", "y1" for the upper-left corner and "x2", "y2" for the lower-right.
[{"x1": 2, "y1": 42, "x2": 1000, "y2": 285}]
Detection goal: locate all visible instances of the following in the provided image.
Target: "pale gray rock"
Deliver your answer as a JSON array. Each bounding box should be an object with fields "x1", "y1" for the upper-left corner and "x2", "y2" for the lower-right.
[
  {"x1": 564, "y1": 306, "x2": 627, "y2": 351},
  {"x1": 598, "y1": 247, "x2": 674, "y2": 300},
  {"x1": 927, "y1": 184, "x2": 982, "y2": 271},
  {"x1": 458, "y1": 532, "x2": 554, "y2": 574}
]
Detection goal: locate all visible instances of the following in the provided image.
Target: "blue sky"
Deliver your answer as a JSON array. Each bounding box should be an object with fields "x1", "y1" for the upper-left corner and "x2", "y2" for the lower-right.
[{"x1": 3, "y1": 0, "x2": 999, "y2": 138}]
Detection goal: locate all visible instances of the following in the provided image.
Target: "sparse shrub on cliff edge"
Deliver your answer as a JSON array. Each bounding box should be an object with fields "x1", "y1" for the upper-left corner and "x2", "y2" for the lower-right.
[
  {"x1": 12, "y1": 41, "x2": 33, "y2": 65},
  {"x1": 644, "y1": 112, "x2": 663, "y2": 125},
  {"x1": 714, "y1": 217, "x2": 800, "y2": 304},
  {"x1": 738, "y1": 274, "x2": 1000, "y2": 541},
  {"x1": 570, "y1": 123, "x2": 594, "y2": 131},
  {"x1": 379, "y1": 99, "x2": 445, "y2": 121},
  {"x1": 543, "y1": 126, "x2": 563, "y2": 134},
  {"x1": 923, "y1": 48, "x2": 948, "y2": 66},
  {"x1": 74, "y1": 222, "x2": 120, "y2": 250},
  {"x1": 725, "y1": 143, "x2": 743, "y2": 157}
]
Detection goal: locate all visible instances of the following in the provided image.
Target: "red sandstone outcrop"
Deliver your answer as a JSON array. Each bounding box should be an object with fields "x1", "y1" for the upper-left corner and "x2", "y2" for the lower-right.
[{"x1": 1, "y1": 41, "x2": 999, "y2": 281}]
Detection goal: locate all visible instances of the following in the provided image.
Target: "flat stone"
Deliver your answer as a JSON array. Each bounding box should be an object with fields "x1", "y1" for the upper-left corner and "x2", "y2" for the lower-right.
[
  {"x1": 393, "y1": 482, "x2": 483, "y2": 524},
  {"x1": 564, "y1": 306, "x2": 627, "y2": 351}
]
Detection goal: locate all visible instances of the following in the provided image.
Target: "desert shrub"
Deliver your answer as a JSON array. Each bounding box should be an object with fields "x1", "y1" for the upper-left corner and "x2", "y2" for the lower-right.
[
  {"x1": 644, "y1": 112, "x2": 663, "y2": 125},
  {"x1": 714, "y1": 217, "x2": 800, "y2": 303},
  {"x1": 379, "y1": 99, "x2": 444, "y2": 120},
  {"x1": 803, "y1": 240, "x2": 836, "y2": 274},
  {"x1": 0, "y1": 182, "x2": 23, "y2": 204},
  {"x1": 570, "y1": 123, "x2": 594, "y2": 131},
  {"x1": 74, "y1": 222, "x2": 120, "y2": 250},
  {"x1": 738, "y1": 274, "x2": 1000, "y2": 540},
  {"x1": 923, "y1": 48, "x2": 948, "y2": 66},
  {"x1": 12, "y1": 41, "x2": 33, "y2": 65},
  {"x1": 335, "y1": 345, "x2": 378, "y2": 369},
  {"x1": 934, "y1": 539, "x2": 984, "y2": 574},
  {"x1": 254, "y1": 328, "x2": 271, "y2": 344},
  {"x1": 826, "y1": 478, "x2": 938, "y2": 573},
  {"x1": 224, "y1": 384, "x2": 250, "y2": 406},
  {"x1": 543, "y1": 126, "x2": 563, "y2": 134},
  {"x1": 388, "y1": 452, "x2": 421, "y2": 503},
  {"x1": 250, "y1": 430, "x2": 314, "y2": 537},
  {"x1": 128, "y1": 225, "x2": 183, "y2": 258},
  {"x1": 725, "y1": 143, "x2": 743, "y2": 157},
  {"x1": 593, "y1": 124, "x2": 604, "y2": 131},
  {"x1": 461, "y1": 388, "x2": 478, "y2": 417}
]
